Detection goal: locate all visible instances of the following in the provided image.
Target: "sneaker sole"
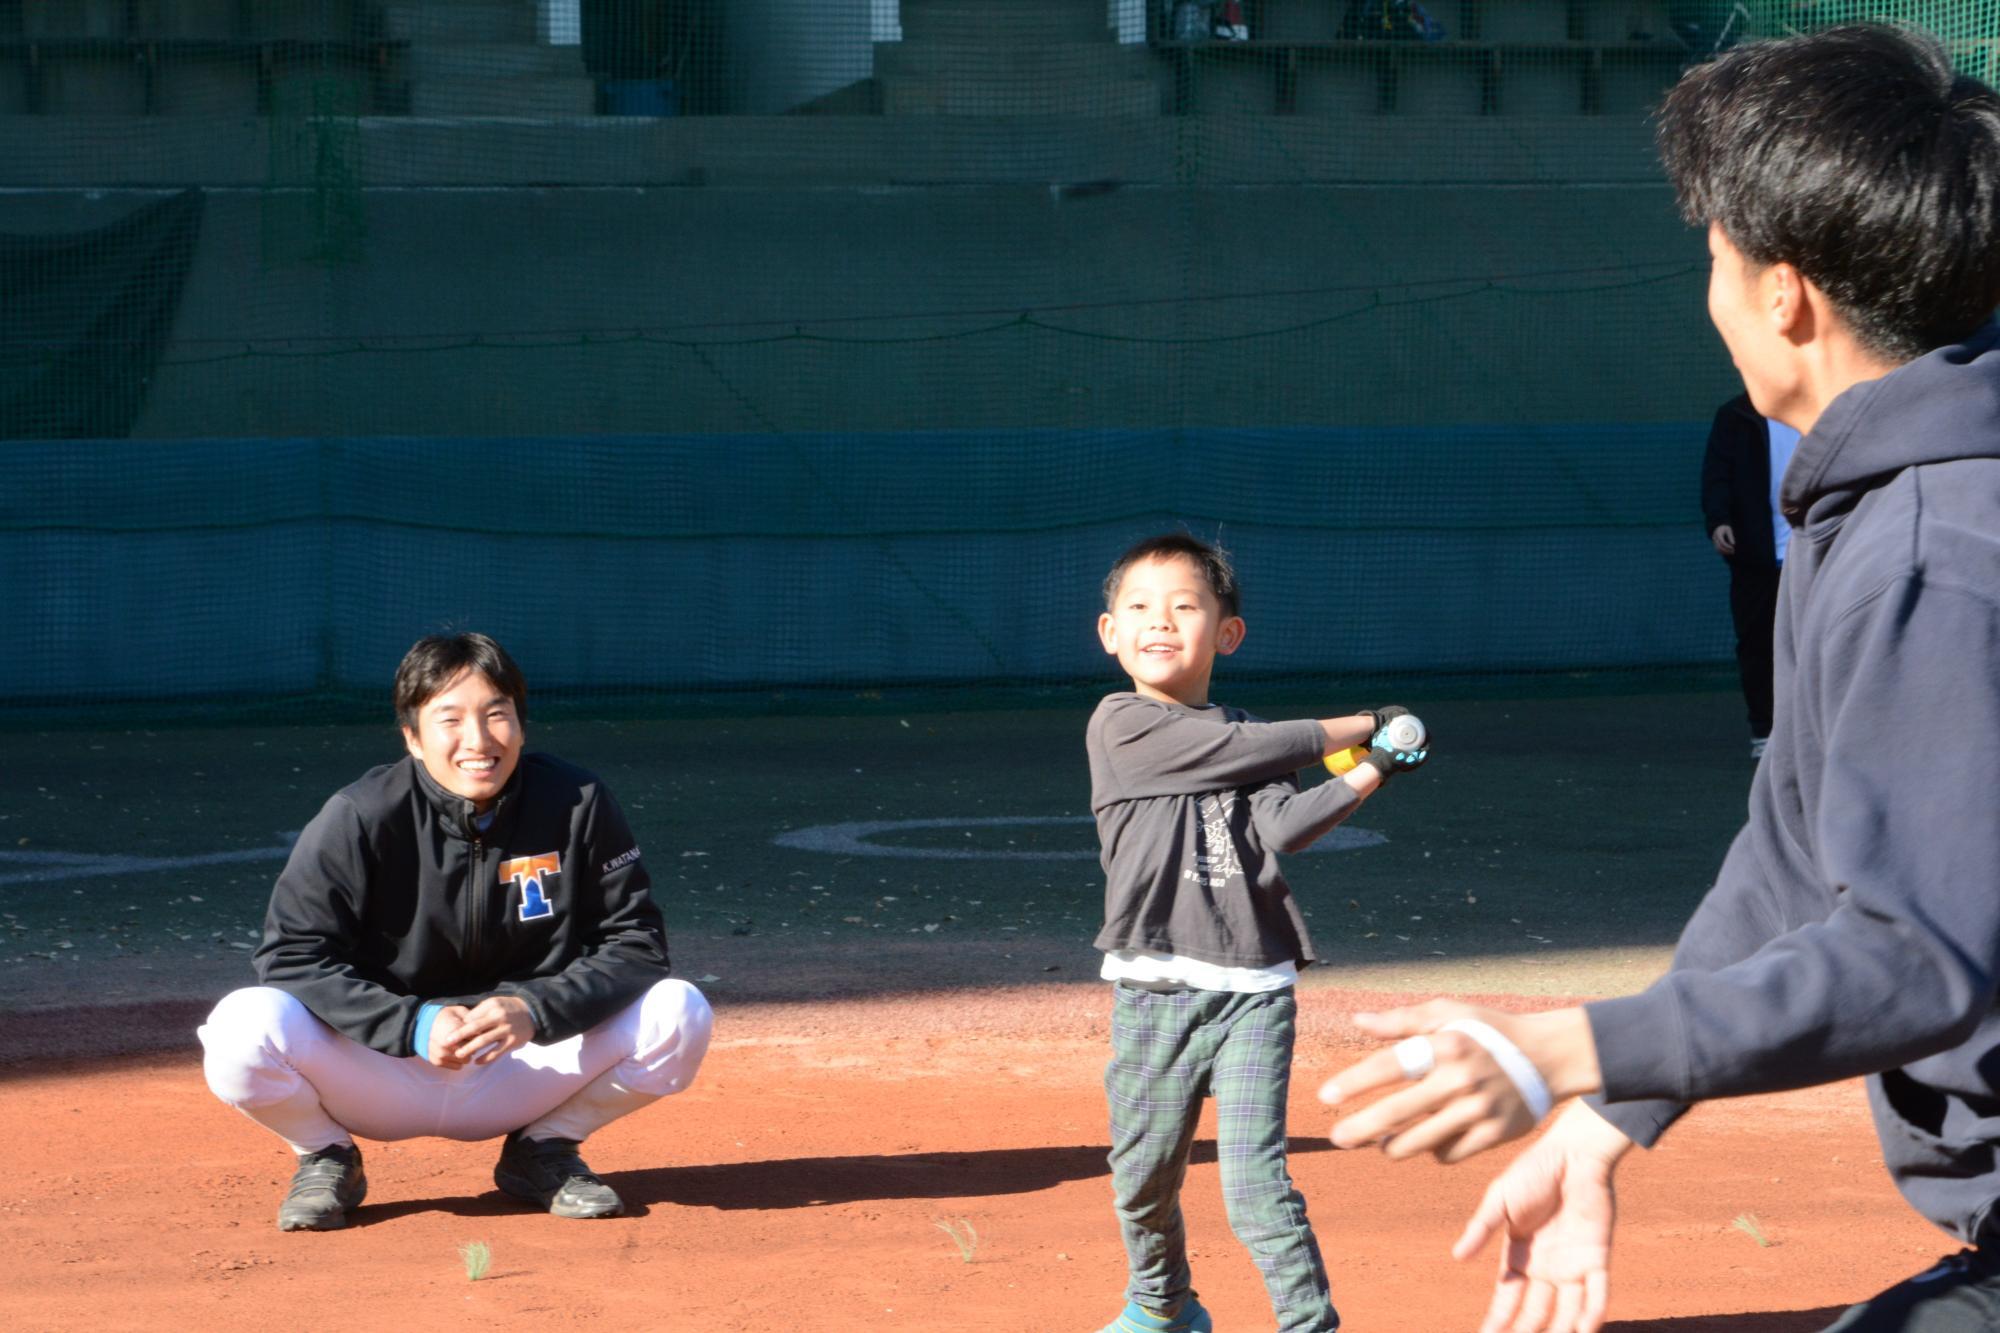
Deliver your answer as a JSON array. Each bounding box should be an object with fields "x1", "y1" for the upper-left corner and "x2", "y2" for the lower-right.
[
  {"x1": 551, "y1": 1193, "x2": 624, "y2": 1220},
  {"x1": 493, "y1": 1167, "x2": 624, "y2": 1219},
  {"x1": 277, "y1": 1208, "x2": 352, "y2": 1232},
  {"x1": 277, "y1": 1174, "x2": 367, "y2": 1231}
]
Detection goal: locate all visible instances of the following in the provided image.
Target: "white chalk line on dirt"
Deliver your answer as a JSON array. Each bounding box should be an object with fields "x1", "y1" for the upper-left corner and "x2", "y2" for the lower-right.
[
  {"x1": 1, "y1": 813, "x2": 1382, "y2": 889},
  {"x1": 0, "y1": 838, "x2": 299, "y2": 888},
  {"x1": 772, "y1": 815, "x2": 1385, "y2": 861}
]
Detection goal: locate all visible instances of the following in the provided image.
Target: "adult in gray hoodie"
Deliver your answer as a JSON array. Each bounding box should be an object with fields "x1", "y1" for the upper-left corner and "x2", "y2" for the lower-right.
[{"x1": 1316, "y1": 24, "x2": 2000, "y2": 1333}]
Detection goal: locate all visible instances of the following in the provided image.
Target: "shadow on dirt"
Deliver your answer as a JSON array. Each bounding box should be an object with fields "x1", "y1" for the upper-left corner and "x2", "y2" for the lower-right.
[
  {"x1": 1605, "y1": 1310, "x2": 1850, "y2": 1331},
  {"x1": 616, "y1": 1136, "x2": 1336, "y2": 1210}
]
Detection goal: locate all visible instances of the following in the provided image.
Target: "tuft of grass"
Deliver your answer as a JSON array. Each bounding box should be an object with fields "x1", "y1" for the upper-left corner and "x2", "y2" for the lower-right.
[
  {"x1": 935, "y1": 1217, "x2": 979, "y2": 1263},
  {"x1": 1731, "y1": 1212, "x2": 1772, "y2": 1248},
  {"x1": 460, "y1": 1240, "x2": 493, "y2": 1281}
]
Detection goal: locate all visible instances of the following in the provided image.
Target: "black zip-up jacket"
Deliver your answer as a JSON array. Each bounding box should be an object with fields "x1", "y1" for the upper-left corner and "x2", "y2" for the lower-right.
[
  {"x1": 254, "y1": 752, "x2": 670, "y2": 1059},
  {"x1": 1699, "y1": 391, "x2": 1781, "y2": 569}
]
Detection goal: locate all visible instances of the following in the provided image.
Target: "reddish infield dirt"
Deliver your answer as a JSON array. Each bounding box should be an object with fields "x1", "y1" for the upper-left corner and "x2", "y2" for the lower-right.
[{"x1": 0, "y1": 986, "x2": 1946, "y2": 1333}]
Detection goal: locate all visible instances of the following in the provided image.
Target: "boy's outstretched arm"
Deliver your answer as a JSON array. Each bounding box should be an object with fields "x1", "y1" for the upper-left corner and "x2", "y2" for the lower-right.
[
  {"x1": 1094, "y1": 694, "x2": 1383, "y2": 798},
  {"x1": 1249, "y1": 705, "x2": 1433, "y2": 851},
  {"x1": 1248, "y1": 758, "x2": 1387, "y2": 852},
  {"x1": 1249, "y1": 773, "x2": 1363, "y2": 853}
]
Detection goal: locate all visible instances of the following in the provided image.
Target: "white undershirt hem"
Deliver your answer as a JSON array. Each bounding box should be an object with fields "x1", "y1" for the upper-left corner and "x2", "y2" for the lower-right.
[{"x1": 1101, "y1": 948, "x2": 1297, "y2": 994}]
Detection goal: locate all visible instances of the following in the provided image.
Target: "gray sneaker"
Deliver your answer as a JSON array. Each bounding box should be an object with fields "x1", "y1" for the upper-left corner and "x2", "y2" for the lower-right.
[
  {"x1": 277, "y1": 1142, "x2": 367, "y2": 1231},
  {"x1": 493, "y1": 1131, "x2": 624, "y2": 1219}
]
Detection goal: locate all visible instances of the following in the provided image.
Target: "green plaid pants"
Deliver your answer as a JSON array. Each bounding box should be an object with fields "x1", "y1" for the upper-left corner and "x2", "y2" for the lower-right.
[{"x1": 1105, "y1": 984, "x2": 1338, "y2": 1332}]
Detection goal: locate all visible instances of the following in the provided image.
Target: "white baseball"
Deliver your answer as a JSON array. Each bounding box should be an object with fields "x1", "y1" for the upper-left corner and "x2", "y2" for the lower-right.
[{"x1": 1383, "y1": 714, "x2": 1426, "y2": 750}]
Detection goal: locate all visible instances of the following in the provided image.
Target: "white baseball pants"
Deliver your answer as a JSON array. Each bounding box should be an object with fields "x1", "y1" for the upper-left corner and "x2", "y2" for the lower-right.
[{"x1": 199, "y1": 979, "x2": 712, "y2": 1154}]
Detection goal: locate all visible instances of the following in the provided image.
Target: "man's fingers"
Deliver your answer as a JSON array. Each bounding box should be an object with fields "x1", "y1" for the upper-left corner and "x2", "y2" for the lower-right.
[
  {"x1": 1478, "y1": 1262, "x2": 1529, "y2": 1333},
  {"x1": 450, "y1": 1024, "x2": 503, "y2": 1056},
  {"x1": 1381, "y1": 1096, "x2": 1487, "y2": 1161},
  {"x1": 1349, "y1": 999, "x2": 1468, "y2": 1039},
  {"x1": 1440, "y1": 1115, "x2": 1518, "y2": 1165},
  {"x1": 1549, "y1": 1281, "x2": 1585, "y2": 1333},
  {"x1": 1330, "y1": 1077, "x2": 1461, "y2": 1148},
  {"x1": 1317, "y1": 1046, "x2": 1416, "y2": 1108},
  {"x1": 1579, "y1": 1271, "x2": 1610, "y2": 1333},
  {"x1": 1511, "y1": 1274, "x2": 1558, "y2": 1333},
  {"x1": 1452, "y1": 1180, "x2": 1508, "y2": 1261}
]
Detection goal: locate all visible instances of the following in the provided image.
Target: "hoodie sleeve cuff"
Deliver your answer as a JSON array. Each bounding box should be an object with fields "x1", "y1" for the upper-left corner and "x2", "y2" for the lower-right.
[
  {"x1": 1580, "y1": 991, "x2": 1693, "y2": 1148},
  {"x1": 1586, "y1": 990, "x2": 1687, "y2": 1101},
  {"x1": 1581, "y1": 1092, "x2": 1687, "y2": 1149},
  {"x1": 412, "y1": 1002, "x2": 444, "y2": 1064}
]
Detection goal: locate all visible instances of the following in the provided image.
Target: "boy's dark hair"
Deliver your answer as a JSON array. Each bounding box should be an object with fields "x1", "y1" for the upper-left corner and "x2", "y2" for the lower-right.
[
  {"x1": 394, "y1": 632, "x2": 528, "y2": 731},
  {"x1": 1103, "y1": 534, "x2": 1241, "y2": 617},
  {"x1": 1657, "y1": 23, "x2": 2000, "y2": 361}
]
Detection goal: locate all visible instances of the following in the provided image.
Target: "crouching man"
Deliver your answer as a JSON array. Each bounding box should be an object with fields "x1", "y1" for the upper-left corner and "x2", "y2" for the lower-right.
[{"x1": 200, "y1": 632, "x2": 712, "y2": 1230}]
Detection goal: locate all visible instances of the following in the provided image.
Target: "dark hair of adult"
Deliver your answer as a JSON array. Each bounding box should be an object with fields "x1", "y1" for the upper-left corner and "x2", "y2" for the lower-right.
[
  {"x1": 393, "y1": 632, "x2": 529, "y2": 731},
  {"x1": 1103, "y1": 533, "x2": 1241, "y2": 618},
  {"x1": 1656, "y1": 23, "x2": 2000, "y2": 361}
]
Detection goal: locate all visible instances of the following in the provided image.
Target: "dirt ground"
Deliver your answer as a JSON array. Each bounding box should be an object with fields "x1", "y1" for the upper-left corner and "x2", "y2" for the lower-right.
[
  {"x1": 0, "y1": 982, "x2": 1946, "y2": 1333},
  {"x1": 0, "y1": 691, "x2": 1952, "y2": 1329}
]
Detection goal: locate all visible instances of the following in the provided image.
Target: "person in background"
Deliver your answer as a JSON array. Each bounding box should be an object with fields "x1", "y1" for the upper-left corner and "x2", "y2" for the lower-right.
[{"x1": 1701, "y1": 390, "x2": 1801, "y2": 759}]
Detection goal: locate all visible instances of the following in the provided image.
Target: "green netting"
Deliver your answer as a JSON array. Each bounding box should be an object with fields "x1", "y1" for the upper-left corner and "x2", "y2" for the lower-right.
[{"x1": 2, "y1": 1, "x2": 1994, "y2": 713}]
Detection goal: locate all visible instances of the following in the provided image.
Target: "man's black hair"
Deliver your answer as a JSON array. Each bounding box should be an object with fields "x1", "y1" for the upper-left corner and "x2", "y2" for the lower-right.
[
  {"x1": 1103, "y1": 533, "x2": 1241, "y2": 618},
  {"x1": 394, "y1": 632, "x2": 528, "y2": 731},
  {"x1": 1657, "y1": 23, "x2": 2000, "y2": 361}
]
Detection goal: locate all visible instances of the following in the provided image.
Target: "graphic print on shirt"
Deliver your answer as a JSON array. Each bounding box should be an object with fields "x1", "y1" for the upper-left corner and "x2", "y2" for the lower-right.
[
  {"x1": 1184, "y1": 792, "x2": 1244, "y2": 892},
  {"x1": 498, "y1": 852, "x2": 561, "y2": 922}
]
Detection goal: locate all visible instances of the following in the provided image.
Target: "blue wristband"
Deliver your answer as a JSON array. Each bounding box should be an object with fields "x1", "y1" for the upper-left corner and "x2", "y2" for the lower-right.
[{"x1": 412, "y1": 1002, "x2": 444, "y2": 1063}]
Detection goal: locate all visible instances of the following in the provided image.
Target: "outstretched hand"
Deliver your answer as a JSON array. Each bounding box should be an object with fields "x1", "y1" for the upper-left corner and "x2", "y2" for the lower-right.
[
  {"x1": 1455, "y1": 1101, "x2": 1631, "y2": 1333},
  {"x1": 1317, "y1": 1000, "x2": 1601, "y2": 1162}
]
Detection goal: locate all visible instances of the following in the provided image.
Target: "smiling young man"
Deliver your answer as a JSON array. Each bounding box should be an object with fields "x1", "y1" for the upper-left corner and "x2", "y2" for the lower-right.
[
  {"x1": 1315, "y1": 25, "x2": 2000, "y2": 1333},
  {"x1": 1086, "y1": 534, "x2": 1430, "y2": 1333},
  {"x1": 198, "y1": 632, "x2": 712, "y2": 1231}
]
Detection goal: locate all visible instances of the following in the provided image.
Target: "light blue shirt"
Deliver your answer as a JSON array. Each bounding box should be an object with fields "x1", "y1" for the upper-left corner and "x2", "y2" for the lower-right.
[{"x1": 1768, "y1": 418, "x2": 1801, "y2": 565}]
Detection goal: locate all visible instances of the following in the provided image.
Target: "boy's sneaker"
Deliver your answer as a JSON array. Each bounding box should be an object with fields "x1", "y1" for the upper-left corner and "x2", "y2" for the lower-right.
[
  {"x1": 1099, "y1": 1297, "x2": 1215, "y2": 1333},
  {"x1": 276, "y1": 1142, "x2": 366, "y2": 1231},
  {"x1": 493, "y1": 1130, "x2": 624, "y2": 1219}
]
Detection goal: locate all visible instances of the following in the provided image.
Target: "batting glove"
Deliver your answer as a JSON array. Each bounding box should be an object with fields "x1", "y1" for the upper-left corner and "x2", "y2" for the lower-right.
[
  {"x1": 1361, "y1": 704, "x2": 1411, "y2": 733},
  {"x1": 1364, "y1": 721, "x2": 1429, "y2": 779}
]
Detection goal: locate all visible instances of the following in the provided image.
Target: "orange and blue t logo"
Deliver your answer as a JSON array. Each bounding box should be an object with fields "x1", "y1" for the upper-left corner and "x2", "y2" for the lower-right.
[{"x1": 498, "y1": 853, "x2": 561, "y2": 922}]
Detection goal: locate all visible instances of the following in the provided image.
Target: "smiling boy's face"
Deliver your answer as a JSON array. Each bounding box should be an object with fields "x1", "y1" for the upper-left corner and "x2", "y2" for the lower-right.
[{"x1": 1098, "y1": 554, "x2": 1245, "y2": 707}]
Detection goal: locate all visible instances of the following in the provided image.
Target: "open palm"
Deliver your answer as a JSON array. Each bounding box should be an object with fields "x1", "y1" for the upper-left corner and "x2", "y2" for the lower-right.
[{"x1": 1456, "y1": 1112, "x2": 1620, "y2": 1333}]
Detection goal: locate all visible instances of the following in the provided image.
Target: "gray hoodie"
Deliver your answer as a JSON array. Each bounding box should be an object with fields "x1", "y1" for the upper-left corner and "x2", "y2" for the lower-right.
[{"x1": 1588, "y1": 324, "x2": 2000, "y2": 1243}]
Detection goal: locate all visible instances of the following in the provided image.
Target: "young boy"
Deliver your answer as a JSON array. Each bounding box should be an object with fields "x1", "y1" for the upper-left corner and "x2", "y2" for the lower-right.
[
  {"x1": 1089, "y1": 533, "x2": 1429, "y2": 1333},
  {"x1": 199, "y1": 632, "x2": 713, "y2": 1230}
]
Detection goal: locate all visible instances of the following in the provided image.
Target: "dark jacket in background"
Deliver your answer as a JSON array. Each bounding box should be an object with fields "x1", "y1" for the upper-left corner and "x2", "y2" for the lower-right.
[{"x1": 1700, "y1": 392, "x2": 1781, "y2": 568}]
